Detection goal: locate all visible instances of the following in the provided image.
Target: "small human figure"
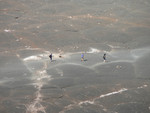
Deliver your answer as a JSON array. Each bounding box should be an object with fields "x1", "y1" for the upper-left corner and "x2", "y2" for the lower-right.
[
  {"x1": 49, "y1": 53, "x2": 52, "y2": 61},
  {"x1": 103, "y1": 53, "x2": 106, "y2": 62},
  {"x1": 81, "y1": 53, "x2": 84, "y2": 61}
]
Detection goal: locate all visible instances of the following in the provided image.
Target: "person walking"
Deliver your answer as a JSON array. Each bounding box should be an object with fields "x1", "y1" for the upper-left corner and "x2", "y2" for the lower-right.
[
  {"x1": 103, "y1": 53, "x2": 106, "y2": 62},
  {"x1": 81, "y1": 53, "x2": 84, "y2": 61},
  {"x1": 49, "y1": 53, "x2": 52, "y2": 62}
]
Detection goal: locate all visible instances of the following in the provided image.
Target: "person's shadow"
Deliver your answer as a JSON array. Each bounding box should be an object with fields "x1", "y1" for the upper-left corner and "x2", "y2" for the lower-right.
[
  {"x1": 50, "y1": 60, "x2": 56, "y2": 62},
  {"x1": 84, "y1": 59, "x2": 88, "y2": 61},
  {"x1": 82, "y1": 59, "x2": 88, "y2": 62}
]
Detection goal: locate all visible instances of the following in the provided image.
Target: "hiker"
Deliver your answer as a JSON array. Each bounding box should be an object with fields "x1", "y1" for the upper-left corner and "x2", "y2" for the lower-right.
[
  {"x1": 103, "y1": 53, "x2": 106, "y2": 62},
  {"x1": 49, "y1": 53, "x2": 52, "y2": 61},
  {"x1": 81, "y1": 53, "x2": 84, "y2": 61}
]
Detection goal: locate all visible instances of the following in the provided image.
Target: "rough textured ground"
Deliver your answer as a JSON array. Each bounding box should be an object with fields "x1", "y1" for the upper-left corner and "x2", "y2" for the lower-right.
[{"x1": 0, "y1": 0, "x2": 150, "y2": 113}]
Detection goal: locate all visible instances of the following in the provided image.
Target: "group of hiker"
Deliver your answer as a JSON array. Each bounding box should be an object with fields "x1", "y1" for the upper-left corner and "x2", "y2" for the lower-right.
[
  {"x1": 81, "y1": 53, "x2": 106, "y2": 62},
  {"x1": 49, "y1": 53, "x2": 107, "y2": 62}
]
